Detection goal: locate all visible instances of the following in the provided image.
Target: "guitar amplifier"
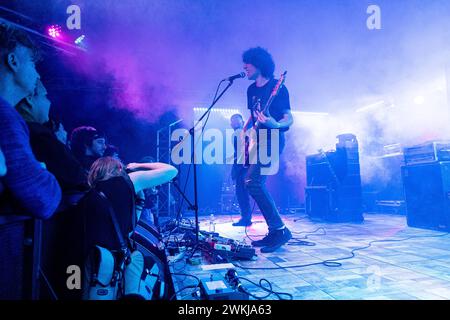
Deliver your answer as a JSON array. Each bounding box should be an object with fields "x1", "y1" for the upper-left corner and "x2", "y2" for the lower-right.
[
  {"x1": 402, "y1": 161, "x2": 450, "y2": 231},
  {"x1": 404, "y1": 141, "x2": 450, "y2": 165},
  {"x1": 305, "y1": 135, "x2": 363, "y2": 223}
]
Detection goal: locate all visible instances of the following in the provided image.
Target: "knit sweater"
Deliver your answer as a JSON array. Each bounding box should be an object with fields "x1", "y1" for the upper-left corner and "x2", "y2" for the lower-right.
[{"x1": 0, "y1": 96, "x2": 61, "y2": 219}]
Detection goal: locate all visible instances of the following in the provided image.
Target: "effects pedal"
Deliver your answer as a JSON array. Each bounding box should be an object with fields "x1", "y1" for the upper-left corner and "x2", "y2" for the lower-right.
[{"x1": 199, "y1": 275, "x2": 249, "y2": 300}]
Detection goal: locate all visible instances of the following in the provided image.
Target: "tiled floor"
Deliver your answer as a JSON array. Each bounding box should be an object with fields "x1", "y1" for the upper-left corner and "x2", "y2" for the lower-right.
[{"x1": 169, "y1": 213, "x2": 450, "y2": 300}]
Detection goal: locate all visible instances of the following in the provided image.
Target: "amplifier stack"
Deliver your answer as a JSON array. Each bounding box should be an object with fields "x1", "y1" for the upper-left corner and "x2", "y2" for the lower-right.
[
  {"x1": 402, "y1": 141, "x2": 450, "y2": 231},
  {"x1": 403, "y1": 141, "x2": 450, "y2": 165}
]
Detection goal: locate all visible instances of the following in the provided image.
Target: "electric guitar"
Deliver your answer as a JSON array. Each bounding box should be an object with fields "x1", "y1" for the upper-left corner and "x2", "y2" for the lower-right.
[{"x1": 238, "y1": 71, "x2": 288, "y2": 166}]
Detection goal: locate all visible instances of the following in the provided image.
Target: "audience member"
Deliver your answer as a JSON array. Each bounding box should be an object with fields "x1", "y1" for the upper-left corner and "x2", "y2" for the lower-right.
[
  {"x1": 136, "y1": 155, "x2": 159, "y2": 225},
  {"x1": 69, "y1": 126, "x2": 106, "y2": 172},
  {"x1": 0, "y1": 23, "x2": 61, "y2": 219},
  {"x1": 47, "y1": 119, "x2": 68, "y2": 146},
  {"x1": 103, "y1": 144, "x2": 120, "y2": 159},
  {"x1": 16, "y1": 79, "x2": 88, "y2": 192},
  {"x1": 82, "y1": 157, "x2": 177, "y2": 250}
]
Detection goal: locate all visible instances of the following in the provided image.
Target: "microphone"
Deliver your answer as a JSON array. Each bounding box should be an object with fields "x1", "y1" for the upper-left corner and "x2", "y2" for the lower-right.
[{"x1": 222, "y1": 72, "x2": 245, "y2": 82}]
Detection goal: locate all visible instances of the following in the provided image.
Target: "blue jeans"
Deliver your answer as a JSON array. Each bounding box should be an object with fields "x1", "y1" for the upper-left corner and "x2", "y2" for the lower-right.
[
  {"x1": 244, "y1": 133, "x2": 286, "y2": 232},
  {"x1": 232, "y1": 164, "x2": 252, "y2": 221}
]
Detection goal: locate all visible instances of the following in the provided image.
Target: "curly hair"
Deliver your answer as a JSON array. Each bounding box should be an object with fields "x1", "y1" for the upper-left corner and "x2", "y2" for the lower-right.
[{"x1": 242, "y1": 47, "x2": 275, "y2": 79}]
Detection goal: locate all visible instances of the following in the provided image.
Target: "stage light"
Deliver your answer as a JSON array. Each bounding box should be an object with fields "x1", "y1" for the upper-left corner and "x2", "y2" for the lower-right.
[
  {"x1": 193, "y1": 107, "x2": 241, "y2": 118},
  {"x1": 414, "y1": 95, "x2": 425, "y2": 105},
  {"x1": 355, "y1": 100, "x2": 385, "y2": 113},
  {"x1": 47, "y1": 25, "x2": 62, "y2": 38},
  {"x1": 74, "y1": 34, "x2": 88, "y2": 50},
  {"x1": 74, "y1": 34, "x2": 85, "y2": 45}
]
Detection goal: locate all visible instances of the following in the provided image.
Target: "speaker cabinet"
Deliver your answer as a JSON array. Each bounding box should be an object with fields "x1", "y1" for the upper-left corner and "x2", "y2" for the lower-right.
[
  {"x1": 305, "y1": 146, "x2": 363, "y2": 223},
  {"x1": 402, "y1": 162, "x2": 450, "y2": 231}
]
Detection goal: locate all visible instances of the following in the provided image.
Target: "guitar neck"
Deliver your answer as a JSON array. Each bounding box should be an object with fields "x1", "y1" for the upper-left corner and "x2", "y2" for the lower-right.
[
  {"x1": 262, "y1": 72, "x2": 287, "y2": 114},
  {"x1": 262, "y1": 94, "x2": 276, "y2": 114}
]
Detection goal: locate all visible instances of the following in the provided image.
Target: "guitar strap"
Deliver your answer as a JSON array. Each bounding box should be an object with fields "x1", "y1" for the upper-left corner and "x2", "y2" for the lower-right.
[{"x1": 96, "y1": 190, "x2": 132, "y2": 265}]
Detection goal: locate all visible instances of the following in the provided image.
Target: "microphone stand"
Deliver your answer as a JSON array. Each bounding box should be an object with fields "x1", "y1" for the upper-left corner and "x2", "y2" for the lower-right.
[{"x1": 185, "y1": 80, "x2": 236, "y2": 244}]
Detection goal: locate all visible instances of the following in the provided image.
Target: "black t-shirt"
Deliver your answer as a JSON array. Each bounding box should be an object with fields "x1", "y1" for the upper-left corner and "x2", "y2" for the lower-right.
[
  {"x1": 247, "y1": 78, "x2": 291, "y2": 132},
  {"x1": 80, "y1": 176, "x2": 136, "y2": 252}
]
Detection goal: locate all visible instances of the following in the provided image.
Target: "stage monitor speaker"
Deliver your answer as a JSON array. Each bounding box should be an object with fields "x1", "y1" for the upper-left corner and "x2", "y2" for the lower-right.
[
  {"x1": 305, "y1": 186, "x2": 363, "y2": 223},
  {"x1": 402, "y1": 161, "x2": 450, "y2": 231},
  {"x1": 305, "y1": 186, "x2": 332, "y2": 220}
]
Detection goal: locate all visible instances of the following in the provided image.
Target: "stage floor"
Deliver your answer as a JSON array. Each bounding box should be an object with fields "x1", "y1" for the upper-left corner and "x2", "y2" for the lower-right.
[{"x1": 170, "y1": 213, "x2": 450, "y2": 300}]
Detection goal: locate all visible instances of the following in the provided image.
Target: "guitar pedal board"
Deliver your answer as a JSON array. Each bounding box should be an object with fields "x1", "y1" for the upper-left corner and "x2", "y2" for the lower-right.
[{"x1": 200, "y1": 232, "x2": 257, "y2": 262}]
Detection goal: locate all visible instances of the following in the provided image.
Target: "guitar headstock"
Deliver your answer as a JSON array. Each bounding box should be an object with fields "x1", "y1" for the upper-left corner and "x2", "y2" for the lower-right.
[
  {"x1": 272, "y1": 71, "x2": 287, "y2": 96},
  {"x1": 260, "y1": 71, "x2": 288, "y2": 116}
]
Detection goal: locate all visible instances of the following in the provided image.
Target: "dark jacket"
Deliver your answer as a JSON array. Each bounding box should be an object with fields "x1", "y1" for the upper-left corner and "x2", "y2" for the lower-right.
[{"x1": 27, "y1": 122, "x2": 88, "y2": 192}]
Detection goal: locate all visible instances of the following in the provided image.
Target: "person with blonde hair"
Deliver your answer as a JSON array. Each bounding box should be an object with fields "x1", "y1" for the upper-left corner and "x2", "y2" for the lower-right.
[{"x1": 88, "y1": 157, "x2": 177, "y2": 197}]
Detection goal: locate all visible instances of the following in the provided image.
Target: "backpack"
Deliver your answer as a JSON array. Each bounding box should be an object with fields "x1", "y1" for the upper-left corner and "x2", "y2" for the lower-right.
[
  {"x1": 85, "y1": 245, "x2": 121, "y2": 300},
  {"x1": 84, "y1": 190, "x2": 161, "y2": 300}
]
